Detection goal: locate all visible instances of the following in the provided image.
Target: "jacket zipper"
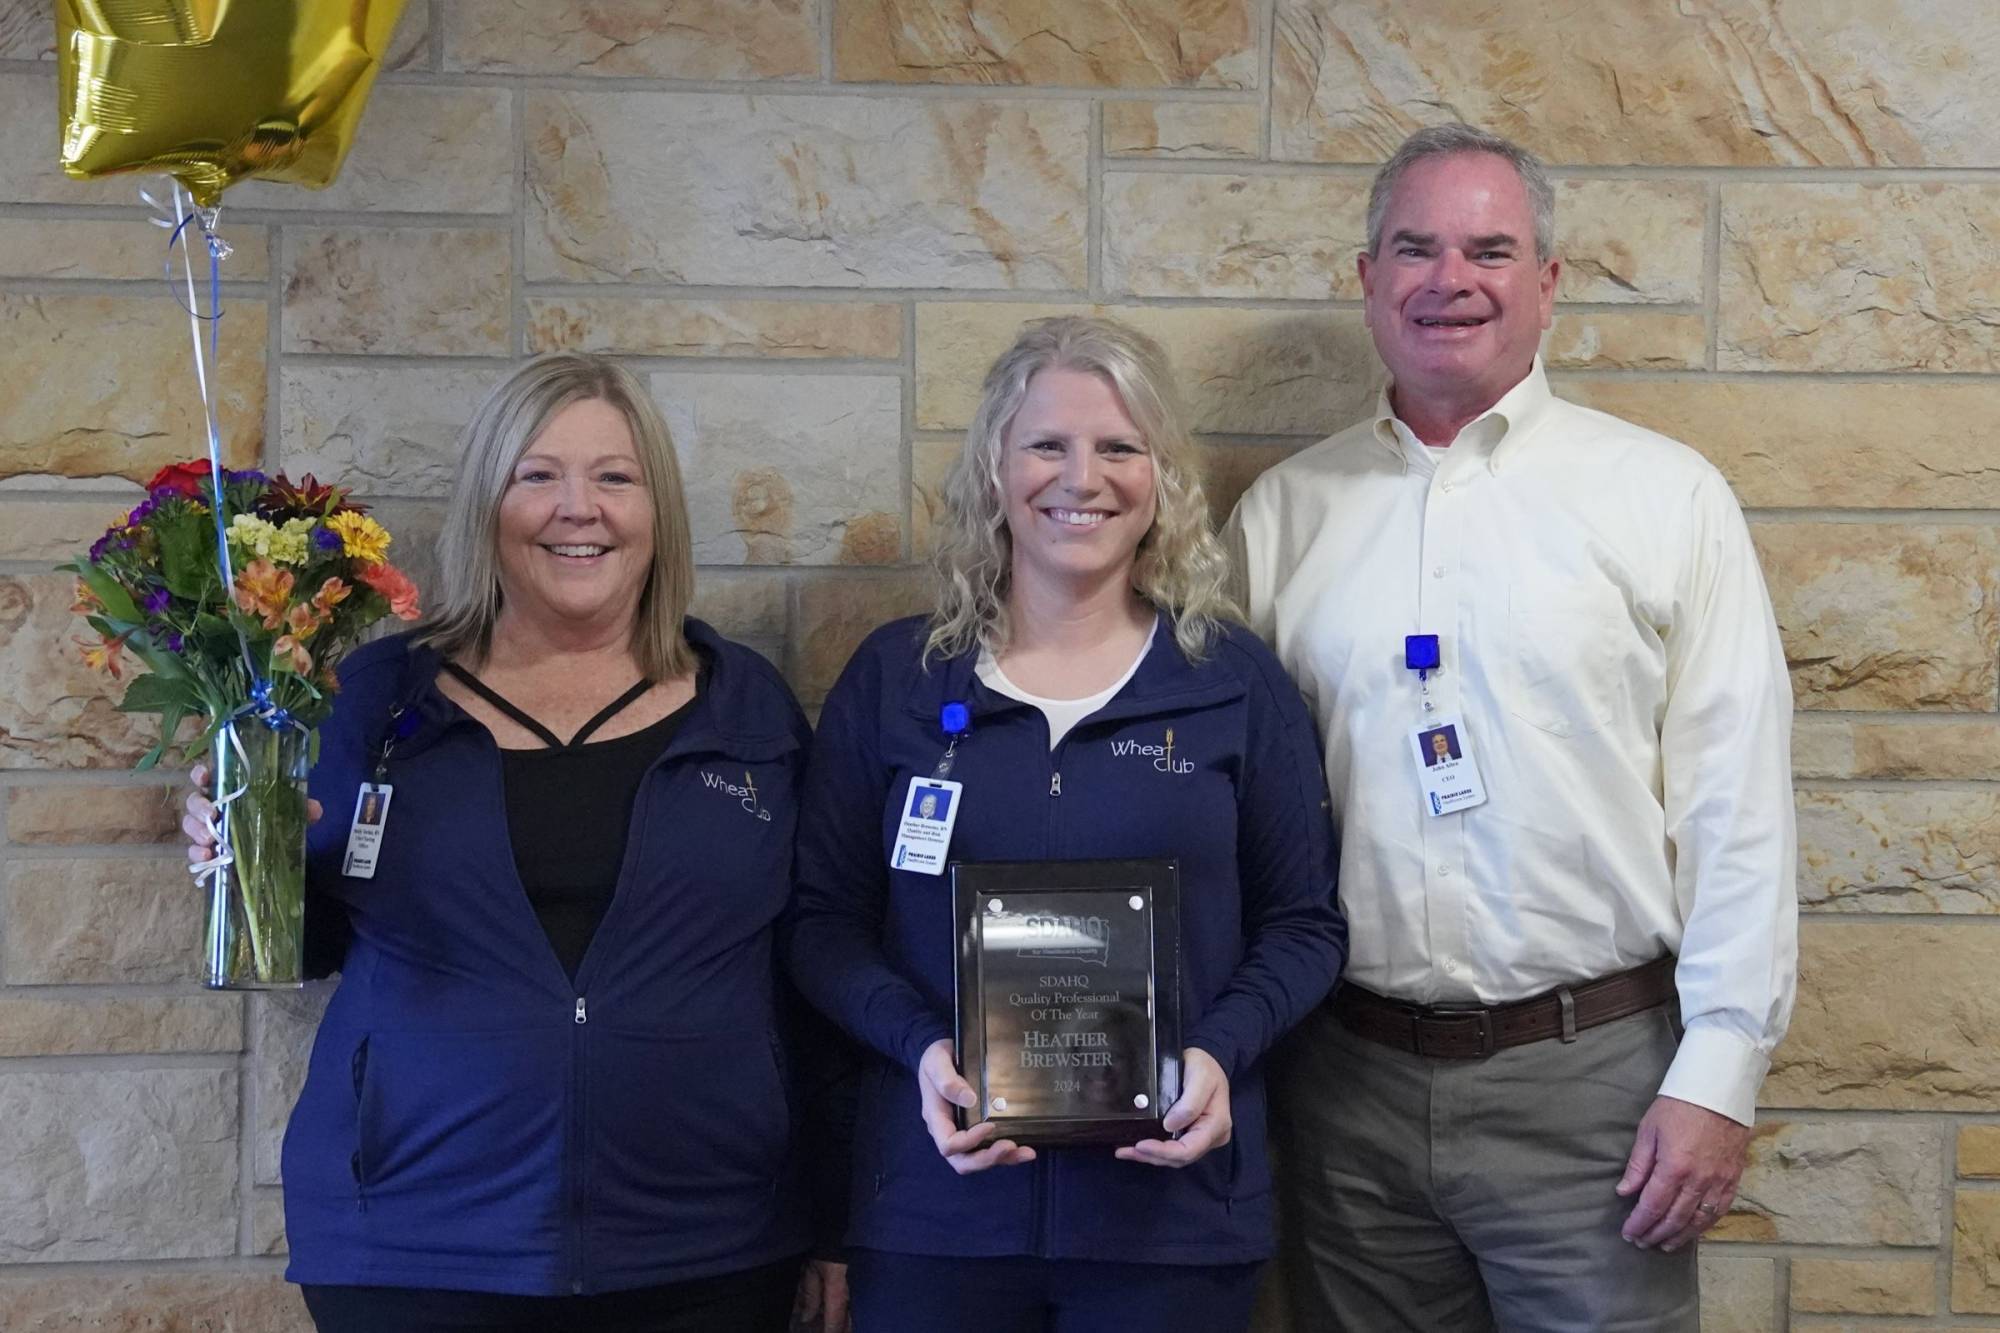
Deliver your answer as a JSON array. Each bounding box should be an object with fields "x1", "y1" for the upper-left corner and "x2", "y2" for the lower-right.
[
  {"x1": 1037, "y1": 731, "x2": 1068, "y2": 1257},
  {"x1": 568, "y1": 992, "x2": 587, "y2": 1294}
]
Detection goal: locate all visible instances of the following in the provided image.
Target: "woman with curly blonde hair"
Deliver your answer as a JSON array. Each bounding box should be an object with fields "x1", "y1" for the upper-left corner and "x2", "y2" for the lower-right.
[
  {"x1": 789, "y1": 316, "x2": 1346, "y2": 1332},
  {"x1": 926, "y1": 316, "x2": 1235, "y2": 665}
]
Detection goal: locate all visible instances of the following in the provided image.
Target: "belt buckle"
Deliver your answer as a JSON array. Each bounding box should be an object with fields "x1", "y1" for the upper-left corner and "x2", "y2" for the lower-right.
[{"x1": 1419, "y1": 1005, "x2": 1495, "y2": 1059}]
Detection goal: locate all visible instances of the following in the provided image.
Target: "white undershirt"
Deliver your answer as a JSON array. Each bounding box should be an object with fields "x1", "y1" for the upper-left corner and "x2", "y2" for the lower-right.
[{"x1": 977, "y1": 619, "x2": 1156, "y2": 749}]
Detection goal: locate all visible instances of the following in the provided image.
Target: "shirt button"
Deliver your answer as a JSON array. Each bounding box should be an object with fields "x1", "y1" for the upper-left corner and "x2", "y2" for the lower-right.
[
  {"x1": 1443, "y1": 957, "x2": 1461, "y2": 974},
  {"x1": 1440, "y1": 479, "x2": 1456, "y2": 492},
  {"x1": 1431, "y1": 565, "x2": 1446, "y2": 579},
  {"x1": 1437, "y1": 863, "x2": 1452, "y2": 877}
]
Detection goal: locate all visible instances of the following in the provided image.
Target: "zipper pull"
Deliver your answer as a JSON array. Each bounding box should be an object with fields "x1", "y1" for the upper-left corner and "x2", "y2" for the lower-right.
[
  {"x1": 1049, "y1": 772, "x2": 1061, "y2": 797},
  {"x1": 574, "y1": 997, "x2": 587, "y2": 1025}
]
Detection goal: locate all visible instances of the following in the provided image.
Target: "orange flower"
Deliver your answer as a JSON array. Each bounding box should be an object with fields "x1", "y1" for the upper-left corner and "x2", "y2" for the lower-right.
[
  {"x1": 272, "y1": 634, "x2": 313, "y2": 675},
  {"x1": 70, "y1": 578, "x2": 103, "y2": 616},
  {"x1": 77, "y1": 633, "x2": 125, "y2": 678},
  {"x1": 286, "y1": 602, "x2": 322, "y2": 640},
  {"x1": 358, "y1": 561, "x2": 420, "y2": 621},
  {"x1": 311, "y1": 576, "x2": 352, "y2": 615},
  {"x1": 233, "y1": 559, "x2": 294, "y2": 631}
]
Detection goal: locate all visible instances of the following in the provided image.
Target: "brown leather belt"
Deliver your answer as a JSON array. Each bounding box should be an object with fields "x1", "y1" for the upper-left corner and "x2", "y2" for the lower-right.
[{"x1": 1332, "y1": 956, "x2": 1677, "y2": 1060}]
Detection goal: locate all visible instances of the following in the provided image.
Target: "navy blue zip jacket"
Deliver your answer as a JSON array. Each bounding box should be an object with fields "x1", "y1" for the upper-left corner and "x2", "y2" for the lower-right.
[
  {"x1": 283, "y1": 620, "x2": 826, "y2": 1295},
  {"x1": 786, "y1": 615, "x2": 1345, "y2": 1264}
]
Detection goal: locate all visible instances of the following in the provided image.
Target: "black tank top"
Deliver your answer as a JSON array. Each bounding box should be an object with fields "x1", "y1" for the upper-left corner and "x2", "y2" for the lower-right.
[{"x1": 443, "y1": 663, "x2": 697, "y2": 980}]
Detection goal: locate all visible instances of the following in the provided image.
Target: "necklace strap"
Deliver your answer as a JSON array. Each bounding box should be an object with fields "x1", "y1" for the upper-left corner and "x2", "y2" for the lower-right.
[
  {"x1": 442, "y1": 662, "x2": 653, "y2": 749},
  {"x1": 569, "y1": 677, "x2": 655, "y2": 747}
]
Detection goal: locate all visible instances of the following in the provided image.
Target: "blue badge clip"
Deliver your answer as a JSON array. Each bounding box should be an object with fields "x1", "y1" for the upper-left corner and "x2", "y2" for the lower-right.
[
  {"x1": 1405, "y1": 634, "x2": 1441, "y2": 675},
  {"x1": 940, "y1": 701, "x2": 971, "y2": 739}
]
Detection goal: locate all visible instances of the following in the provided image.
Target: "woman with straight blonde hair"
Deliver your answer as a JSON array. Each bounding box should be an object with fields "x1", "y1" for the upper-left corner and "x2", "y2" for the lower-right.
[
  {"x1": 185, "y1": 353, "x2": 848, "y2": 1333},
  {"x1": 788, "y1": 316, "x2": 1346, "y2": 1332}
]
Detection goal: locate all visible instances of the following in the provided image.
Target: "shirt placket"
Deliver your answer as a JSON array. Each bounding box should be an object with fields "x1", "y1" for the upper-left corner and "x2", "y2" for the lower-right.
[{"x1": 1416, "y1": 446, "x2": 1477, "y2": 1002}]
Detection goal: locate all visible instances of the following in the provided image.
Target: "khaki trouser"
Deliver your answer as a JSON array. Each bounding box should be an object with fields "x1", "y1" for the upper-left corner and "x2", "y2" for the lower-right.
[{"x1": 1262, "y1": 1001, "x2": 1699, "y2": 1333}]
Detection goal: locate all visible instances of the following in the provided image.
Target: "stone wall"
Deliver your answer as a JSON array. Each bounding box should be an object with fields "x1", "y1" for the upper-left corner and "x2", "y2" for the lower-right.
[{"x1": 1, "y1": 1, "x2": 1995, "y2": 1327}]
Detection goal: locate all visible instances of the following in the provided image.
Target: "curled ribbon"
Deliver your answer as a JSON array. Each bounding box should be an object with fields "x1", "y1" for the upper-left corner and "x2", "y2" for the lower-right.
[{"x1": 149, "y1": 184, "x2": 305, "y2": 921}]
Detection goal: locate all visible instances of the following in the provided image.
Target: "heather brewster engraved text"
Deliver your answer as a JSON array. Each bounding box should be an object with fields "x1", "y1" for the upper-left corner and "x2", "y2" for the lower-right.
[{"x1": 952, "y1": 860, "x2": 1181, "y2": 1147}]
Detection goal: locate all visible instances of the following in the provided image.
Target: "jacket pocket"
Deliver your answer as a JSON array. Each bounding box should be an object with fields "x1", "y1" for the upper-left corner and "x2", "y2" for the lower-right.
[
  {"x1": 1506, "y1": 588, "x2": 1623, "y2": 739},
  {"x1": 352, "y1": 1028, "x2": 567, "y2": 1219},
  {"x1": 586, "y1": 1028, "x2": 792, "y2": 1244},
  {"x1": 280, "y1": 1027, "x2": 373, "y2": 1203},
  {"x1": 350, "y1": 1035, "x2": 370, "y2": 1194}
]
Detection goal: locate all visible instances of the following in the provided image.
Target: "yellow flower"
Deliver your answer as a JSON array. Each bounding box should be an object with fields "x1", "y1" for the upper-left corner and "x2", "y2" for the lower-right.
[
  {"x1": 227, "y1": 513, "x2": 278, "y2": 560},
  {"x1": 327, "y1": 510, "x2": 392, "y2": 564},
  {"x1": 267, "y1": 517, "x2": 315, "y2": 565},
  {"x1": 229, "y1": 515, "x2": 317, "y2": 565}
]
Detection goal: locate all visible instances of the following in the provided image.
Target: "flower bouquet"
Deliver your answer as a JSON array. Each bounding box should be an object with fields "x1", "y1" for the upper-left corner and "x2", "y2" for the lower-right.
[{"x1": 65, "y1": 460, "x2": 420, "y2": 987}]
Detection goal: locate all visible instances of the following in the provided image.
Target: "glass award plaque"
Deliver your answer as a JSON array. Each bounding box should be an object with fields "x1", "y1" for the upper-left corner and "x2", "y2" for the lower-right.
[{"x1": 951, "y1": 859, "x2": 1181, "y2": 1147}]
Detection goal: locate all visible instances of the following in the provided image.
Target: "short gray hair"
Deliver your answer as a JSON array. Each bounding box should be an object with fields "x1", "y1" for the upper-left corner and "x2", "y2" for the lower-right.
[{"x1": 1365, "y1": 124, "x2": 1556, "y2": 263}]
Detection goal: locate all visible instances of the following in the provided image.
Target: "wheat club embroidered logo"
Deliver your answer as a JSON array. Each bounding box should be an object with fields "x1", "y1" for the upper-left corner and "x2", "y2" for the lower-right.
[
  {"x1": 1110, "y1": 726, "x2": 1193, "y2": 775},
  {"x1": 700, "y1": 769, "x2": 772, "y2": 822}
]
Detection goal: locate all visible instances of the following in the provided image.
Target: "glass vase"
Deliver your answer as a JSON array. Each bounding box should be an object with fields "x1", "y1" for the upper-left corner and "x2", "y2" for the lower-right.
[{"x1": 203, "y1": 719, "x2": 309, "y2": 988}]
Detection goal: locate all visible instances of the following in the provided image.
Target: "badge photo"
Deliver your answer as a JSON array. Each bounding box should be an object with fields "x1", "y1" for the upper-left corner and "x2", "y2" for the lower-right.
[
  {"x1": 1407, "y1": 716, "x2": 1488, "y2": 817},
  {"x1": 342, "y1": 782, "x2": 393, "y2": 878},
  {"x1": 891, "y1": 776, "x2": 963, "y2": 876}
]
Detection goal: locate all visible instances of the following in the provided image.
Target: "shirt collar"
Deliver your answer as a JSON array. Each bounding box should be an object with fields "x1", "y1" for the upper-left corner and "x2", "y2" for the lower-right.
[
  {"x1": 1369, "y1": 357, "x2": 1554, "y2": 474},
  {"x1": 898, "y1": 611, "x2": 1244, "y2": 726}
]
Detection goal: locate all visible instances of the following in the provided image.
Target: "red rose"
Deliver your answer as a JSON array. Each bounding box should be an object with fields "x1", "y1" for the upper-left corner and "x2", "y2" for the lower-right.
[{"x1": 146, "y1": 459, "x2": 215, "y2": 499}]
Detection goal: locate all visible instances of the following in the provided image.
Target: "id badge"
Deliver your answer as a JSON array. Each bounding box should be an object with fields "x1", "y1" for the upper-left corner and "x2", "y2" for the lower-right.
[
  {"x1": 891, "y1": 777, "x2": 962, "y2": 876},
  {"x1": 1408, "y1": 716, "x2": 1488, "y2": 817},
  {"x1": 341, "y1": 782, "x2": 393, "y2": 878}
]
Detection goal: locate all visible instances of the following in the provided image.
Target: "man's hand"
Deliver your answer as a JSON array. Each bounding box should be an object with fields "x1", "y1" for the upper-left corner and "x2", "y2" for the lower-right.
[
  {"x1": 1616, "y1": 1095, "x2": 1751, "y2": 1252},
  {"x1": 917, "y1": 1039, "x2": 1035, "y2": 1175},
  {"x1": 1115, "y1": 1047, "x2": 1232, "y2": 1168}
]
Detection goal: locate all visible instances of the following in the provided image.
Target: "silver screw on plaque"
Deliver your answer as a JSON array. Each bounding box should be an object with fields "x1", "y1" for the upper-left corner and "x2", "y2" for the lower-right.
[
  {"x1": 987, "y1": 898, "x2": 1003, "y2": 914},
  {"x1": 1133, "y1": 1094, "x2": 1150, "y2": 1109},
  {"x1": 1128, "y1": 895, "x2": 1143, "y2": 910},
  {"x1": 992, "y1": 1096, "x2": 1009, "y2": 1112}
]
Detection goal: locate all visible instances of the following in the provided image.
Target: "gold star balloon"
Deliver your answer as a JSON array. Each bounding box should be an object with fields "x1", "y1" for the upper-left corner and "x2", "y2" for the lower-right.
[{"x1": 56, "y1": 0, "x2": 409, "y2": 208}]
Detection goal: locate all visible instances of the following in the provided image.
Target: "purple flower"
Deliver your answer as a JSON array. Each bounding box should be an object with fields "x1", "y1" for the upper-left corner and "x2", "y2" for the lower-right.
[
  {"x1": 225, "y1": 468, "x2": 267, "y2": 488},
  {"x1": 313, "y1": 526, "x2": 343, "y2": 551},
  {"x1": 125, "y1": 497, "x2": 158, "y2": 526},
  {"x1": 163, "y1": 631, "x2": 185, "y2": 653},
  {"x1": 88, "y1": 533, "x2": 112, "y2": 561},
  {"x1": 142, "y1": 587, "x2": 171, "y2": 615}
]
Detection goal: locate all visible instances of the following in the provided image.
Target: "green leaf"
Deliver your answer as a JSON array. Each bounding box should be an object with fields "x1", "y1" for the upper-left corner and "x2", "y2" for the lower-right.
[
  {"x1": 66, "y1": 561, "x2": 143, "y2": 623},
  {"x1": 116, "y1": 672, "x2": 203, "y2": 716},
  {"x1": 156, "y1": 510, "x2": 222, "y2": 600},
  {"x1": 136, "y1": 702, "x2": 187, "y2": 771}
]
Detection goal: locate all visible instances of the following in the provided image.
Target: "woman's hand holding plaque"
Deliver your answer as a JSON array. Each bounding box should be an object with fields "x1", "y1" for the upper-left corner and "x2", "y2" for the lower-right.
[
  {"x1": 1114, "y1": 1047, "x2": 1232, "y2": 1168},
  {"x1": 920, "y1": 1039, "x2": 1037, "y2": 1175}
]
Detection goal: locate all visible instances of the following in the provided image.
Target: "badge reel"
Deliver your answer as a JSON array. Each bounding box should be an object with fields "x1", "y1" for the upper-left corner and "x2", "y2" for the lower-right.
[
  {"x1": 891, "y1": 701, "x2": 969, "y2": 876},
  {"x1": 1404, "y1": 634, "x2": 1487, "y2": 817}
]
